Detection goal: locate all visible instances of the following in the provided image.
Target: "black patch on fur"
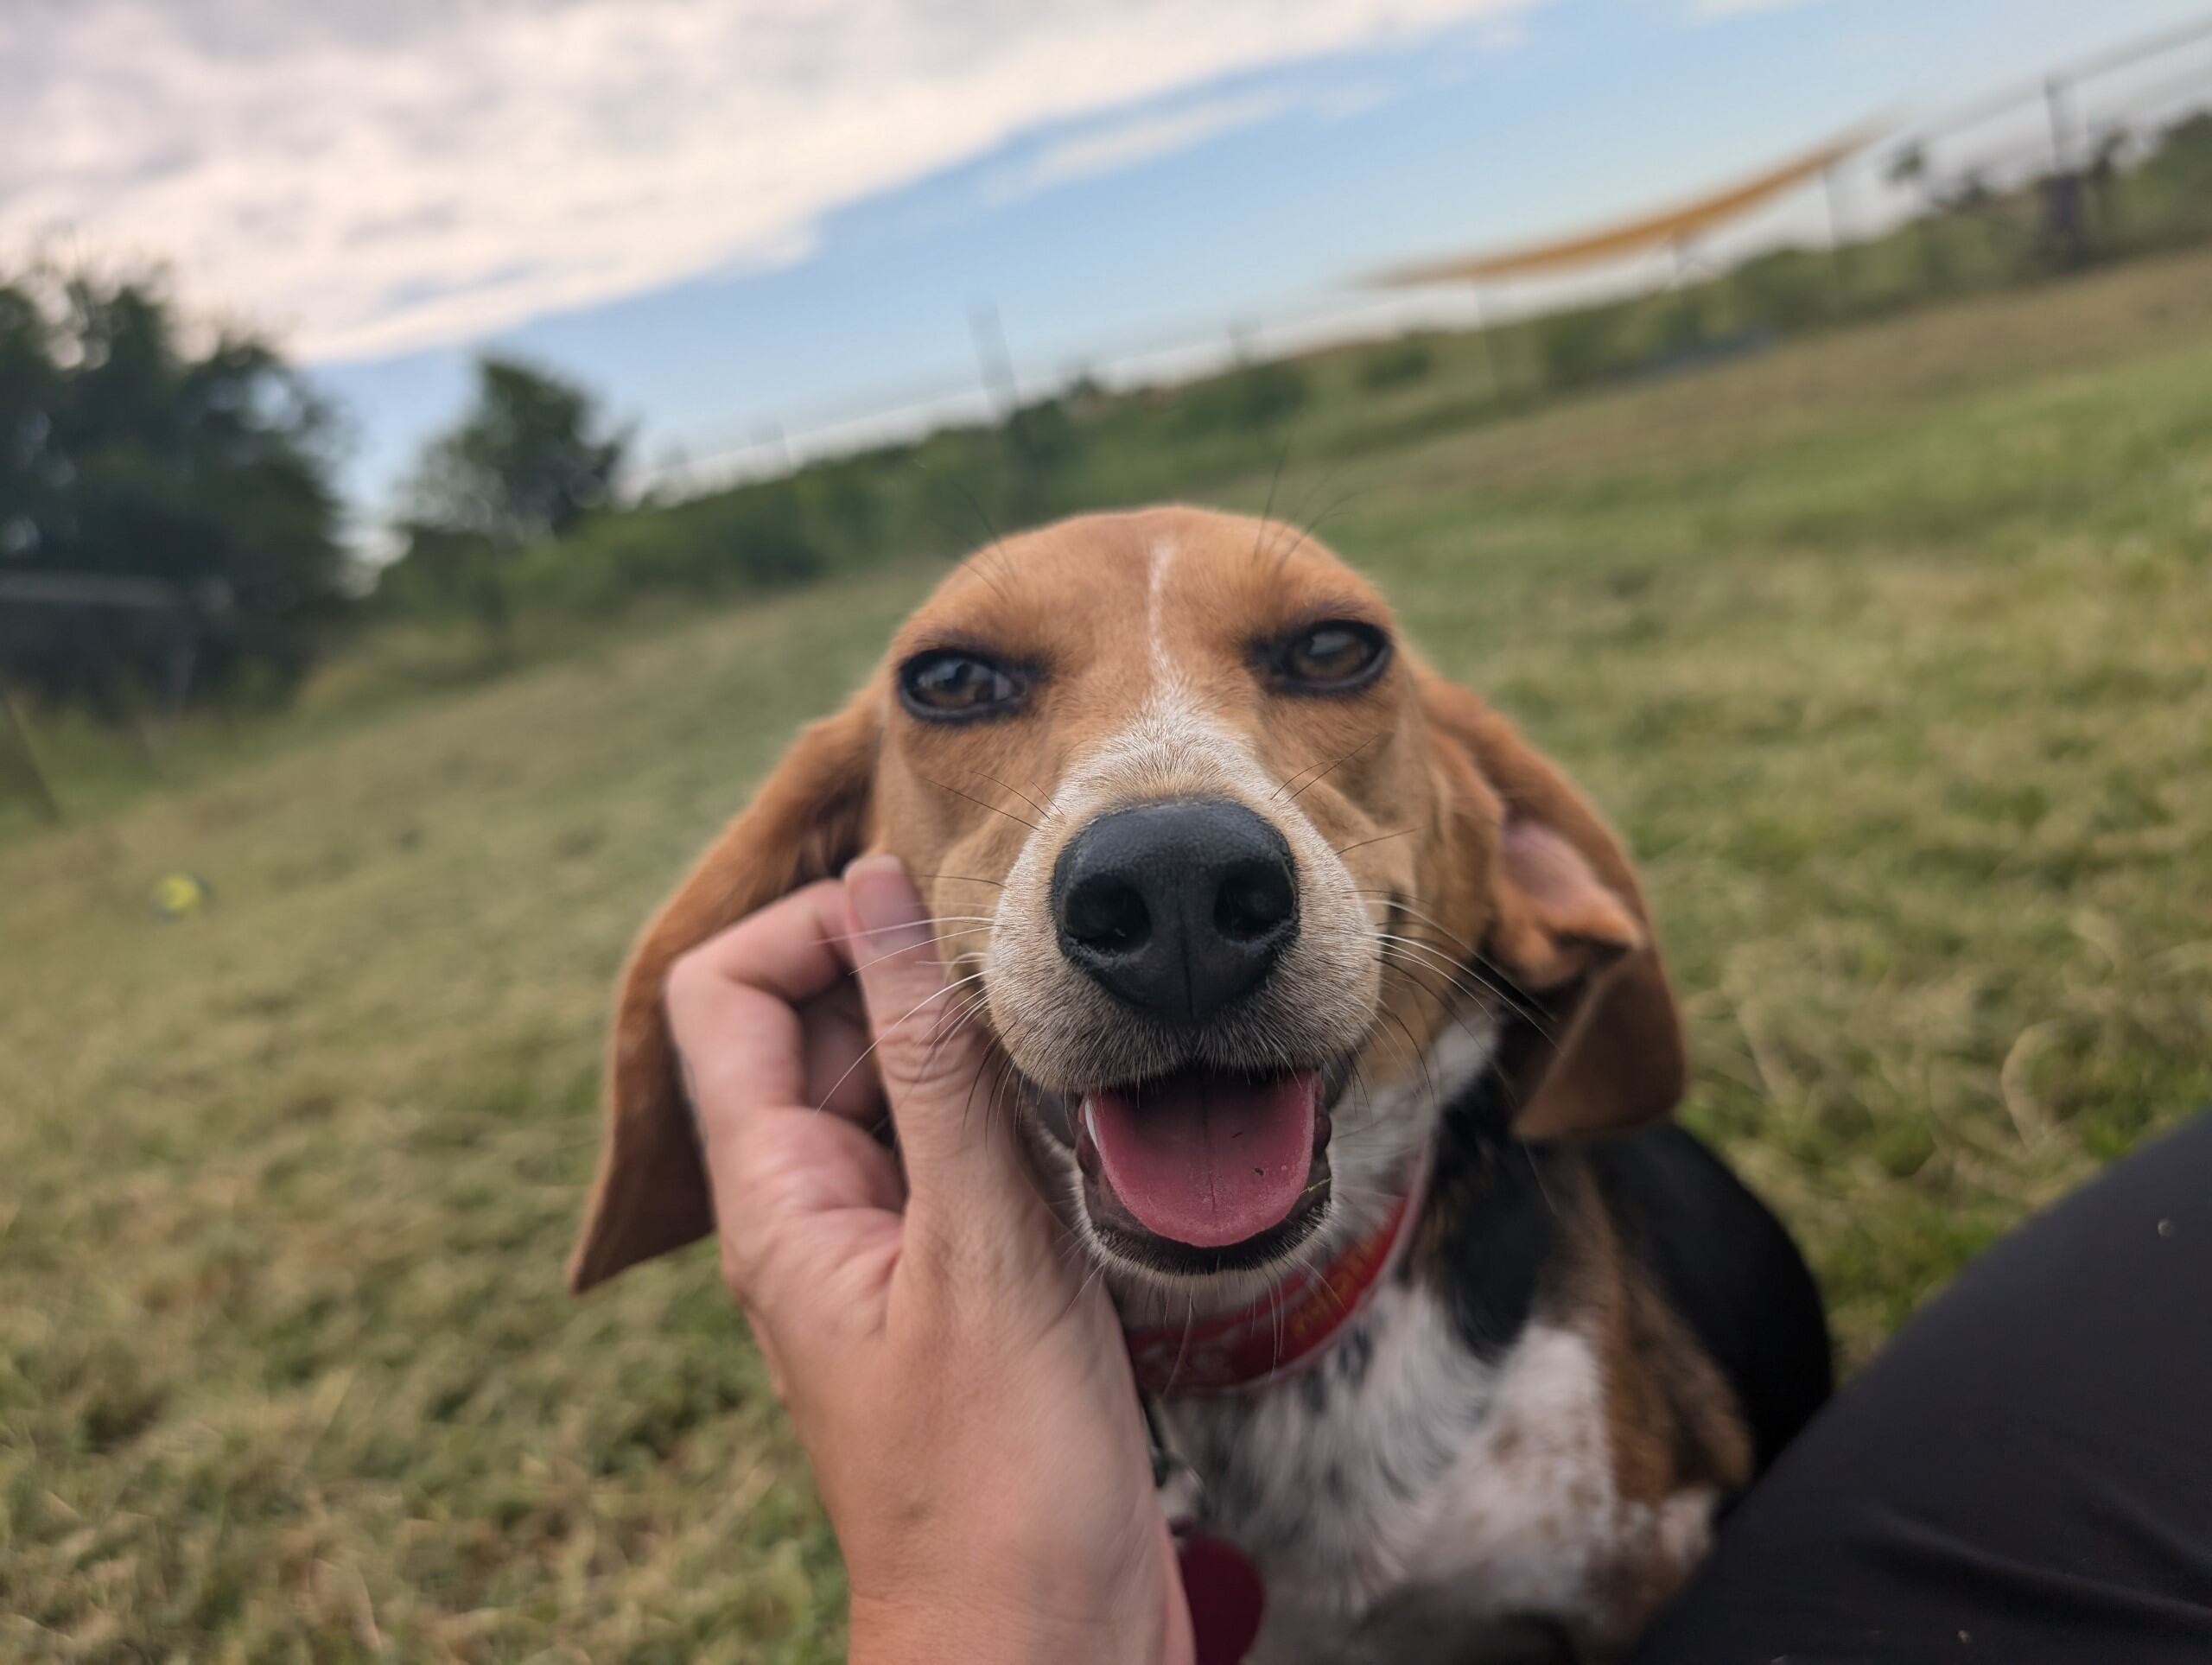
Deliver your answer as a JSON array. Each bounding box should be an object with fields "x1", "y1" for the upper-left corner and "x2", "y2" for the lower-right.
[
  {"x1": 1421, "y1": 1071, "x2": 1560, "y2": 1360},
  {"x1": 1585, "y1": 1124, "x2": 1833, "y2": 1473},
  {"x1": 1335, "y1": 1324, "x2": 1374, "y2": 1387},
  {"x1": 1300, "y1": 1368, "x2": 1330, "y2": 1415}
]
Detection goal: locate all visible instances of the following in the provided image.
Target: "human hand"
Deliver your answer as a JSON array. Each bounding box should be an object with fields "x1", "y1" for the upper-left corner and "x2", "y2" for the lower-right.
[{"x1": 667, "y1": 855, "x2": 1192, "y2": 1665}]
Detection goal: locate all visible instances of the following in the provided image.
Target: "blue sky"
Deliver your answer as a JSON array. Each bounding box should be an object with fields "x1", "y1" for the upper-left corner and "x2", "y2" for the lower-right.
[{"x1": 11, "y1": 0, "x2": 2211, "y2": 523}]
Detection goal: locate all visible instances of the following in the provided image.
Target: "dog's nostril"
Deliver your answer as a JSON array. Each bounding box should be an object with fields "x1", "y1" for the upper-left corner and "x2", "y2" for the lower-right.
[
  {"x1": 1064, "y1": 874, "x2": 1151, "y2": 951},
  {"x1": 1216, "y1": 858, "x2": 1295, "y2": 943},
  {"x1": 1052, "y1": 798, "x2": 1299, "y2": 1024}
]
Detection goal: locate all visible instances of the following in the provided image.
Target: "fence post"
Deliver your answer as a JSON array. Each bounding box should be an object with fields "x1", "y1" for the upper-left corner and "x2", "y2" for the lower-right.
[
  {"x1": 1, "y1": 682, "x2": 63, "y2": 823},
  {"x1": 1469, "y1": 285, "x2": 1504, "y2": 400},
  {"x1": 1823, "y1": 162, "x2": 1853, "y2": 308},
  {"x1": 2044, "y1": 75, "x2": 2075, "y2": 172}
]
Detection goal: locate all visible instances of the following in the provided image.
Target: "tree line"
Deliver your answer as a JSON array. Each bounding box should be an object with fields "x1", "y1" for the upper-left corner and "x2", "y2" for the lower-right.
[
  {"x1": 5, "y1": 109, "x2": 2210, "y2": 731},
  {"x1": 0, "y1": 261, "x2": 632, "y2": 719}
]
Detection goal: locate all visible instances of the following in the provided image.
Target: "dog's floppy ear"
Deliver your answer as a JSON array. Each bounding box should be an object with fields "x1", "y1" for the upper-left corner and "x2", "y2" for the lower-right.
[
  {"x1": 1421, "y1": 676, "x2": 1685, "y2": 1140},
  {"x1": 567, "y1": 690, "x2": 881, "y2": 1293}
]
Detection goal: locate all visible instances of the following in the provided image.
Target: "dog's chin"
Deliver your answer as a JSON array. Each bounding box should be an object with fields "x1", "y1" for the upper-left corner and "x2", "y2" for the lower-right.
[{"x1": 1023, "y1": 1052, "x2": 1357, "y2": 1281}]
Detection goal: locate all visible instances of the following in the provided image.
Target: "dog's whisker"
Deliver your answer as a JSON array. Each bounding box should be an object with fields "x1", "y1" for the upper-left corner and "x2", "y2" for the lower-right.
[
  {"x1": 955, "y1": 1027, "x2": 1006, "y2": 1141},
  {"x1": 1274, "y1": 482, "x2": 1370, "y2": 585},
  {"x1": 1281, "y1": 731, "x2": 1383, "y2": 804},
  {"x1": 1370, "y1": 932, "x2": 1515, "y2": 1005},
  {"x1": 1372, "y1": 950, "x2": 1496, "y2": 1051},
  {"x1": 1263, "y1": 459, "x2": 1346, "y2": 581},
  {"x1": 918, "y1": 775, "x2": 1042, "y2": 834},
  {"x1": 1351, "y1": 890, "x2": 1478, "y2": 955},
  {"x1": 845, "y1": 923, "x2": 995, "y2": 979},
  {"x1": 1452, "y1": 951, "x2": 1560, "y2": 1040},
  {"x1": 1304, "y1": 919, "x2": 1500, "y2": 1015},
  {"x1": 1372, "y1": 1003, "x2": 1442, "y2": 1140},
  {"x1": 930, "y1": 464, "x2": 1020, "y2": 605},
  {"x1": 1329, "y1": 925, "x2": 1555, "y2": 1039},
  {"x1": 965, "y1": 768, "x2": 1054, "y2": 822},
  {"x1": 929, "y1": 992, "x2": 999, "y2": 1091},
  {"x1": 1380, "y1": 922, "x2": 1489, "y2": 970},
  {"x1": 1520, "y1": 1142, "x2": 1561, "y2": 1222},
  {"x1": 981, "y1": 1051, "x2": 1021, "y2": 1167},
  {"x1": 1249, "y1": 439, "x2": 1294, "y2": 570},
  {"x1": 822, "y1": 914, "x2": 998, "y2": 947},
  {"x1": 815, "y1": 970, "x2": 990, "y2": 1111},
  {"x1": 1334, "y1": 827, "x2": 1417, "y2": 857}
]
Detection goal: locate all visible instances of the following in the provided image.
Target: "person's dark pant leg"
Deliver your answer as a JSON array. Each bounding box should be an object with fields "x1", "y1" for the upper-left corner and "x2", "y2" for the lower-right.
[{"x1": 1633, "y1": 1111, "x2": 2212, "y2": 1665}]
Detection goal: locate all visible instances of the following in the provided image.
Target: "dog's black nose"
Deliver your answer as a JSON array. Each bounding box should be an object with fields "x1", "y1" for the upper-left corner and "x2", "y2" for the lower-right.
[{"x1": 1053, "y1": 798, "x2": 1297, "y2": 1023}]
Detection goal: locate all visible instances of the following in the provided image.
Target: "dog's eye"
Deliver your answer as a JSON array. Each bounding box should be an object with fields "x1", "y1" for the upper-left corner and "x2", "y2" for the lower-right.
[
  {"x1": 1277, "y1": 621, "x2": 1389, "y2": 691},
  {"x1": 899, "y1": 649, "x2": 1027, "y2": 719}
]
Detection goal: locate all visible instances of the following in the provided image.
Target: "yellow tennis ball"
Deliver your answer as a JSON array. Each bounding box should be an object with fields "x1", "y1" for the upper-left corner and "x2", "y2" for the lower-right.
[{"x1": 151, "y1": 873, "x2": 209, "y2": 918}]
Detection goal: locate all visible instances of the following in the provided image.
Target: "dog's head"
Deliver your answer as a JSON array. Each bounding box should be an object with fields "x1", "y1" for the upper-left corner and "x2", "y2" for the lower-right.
[{"x1": 569, "y1": 507, "x2": 1681, "y2": 1300}]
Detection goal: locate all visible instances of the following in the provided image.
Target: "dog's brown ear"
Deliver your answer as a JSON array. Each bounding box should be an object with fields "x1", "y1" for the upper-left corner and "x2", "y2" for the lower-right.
[
  {"x1": 1421, "y1": 677, "x2": 1685, "y2": 1140},
  {"x1": 567, "y1": 690, "x2": 881, "y2": 1293}
]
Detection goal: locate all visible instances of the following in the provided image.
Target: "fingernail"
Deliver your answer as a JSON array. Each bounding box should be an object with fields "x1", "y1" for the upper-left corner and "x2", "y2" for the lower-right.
[{"x1": 845, "y1": 855, "x2": 932, "y2": 950}]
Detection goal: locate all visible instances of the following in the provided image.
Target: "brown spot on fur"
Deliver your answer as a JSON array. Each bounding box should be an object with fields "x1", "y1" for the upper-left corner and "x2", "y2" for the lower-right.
[{"x1": 1539, "y1": 1164, "x2": 1751, "y2": 1655}]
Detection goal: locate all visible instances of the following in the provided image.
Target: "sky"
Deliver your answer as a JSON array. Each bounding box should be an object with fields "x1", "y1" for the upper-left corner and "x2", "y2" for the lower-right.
[{"x1": 8, "y1": 0, "x2": 2212, "y2": 524}]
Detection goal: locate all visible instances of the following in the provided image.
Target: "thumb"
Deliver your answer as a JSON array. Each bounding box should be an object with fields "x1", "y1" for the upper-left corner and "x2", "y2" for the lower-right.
[{"x1": 842, "y1": 855, "x2": 1027, "y2": 1220}]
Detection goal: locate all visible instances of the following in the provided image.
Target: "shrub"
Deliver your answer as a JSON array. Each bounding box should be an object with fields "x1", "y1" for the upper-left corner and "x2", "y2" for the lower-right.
[
  {"x1": 1731, "y1": 247, "x2": 1837, "y2": 333},
  {"x1": 1176, "y1": 360, "x2": 1310, "y2": 434},
  {"x1": 1535, "y1": 302, "x2": 1630, "y2": 390},
  {"x1": 1357, "y1": 336, "x2": 1439, "y2": 391}
]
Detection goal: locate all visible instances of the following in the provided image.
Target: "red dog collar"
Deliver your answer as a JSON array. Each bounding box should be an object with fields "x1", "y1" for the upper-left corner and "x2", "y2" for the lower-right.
[{"x1": 1123, "y1": 1160, "x2": 1426, "y2": 1398}]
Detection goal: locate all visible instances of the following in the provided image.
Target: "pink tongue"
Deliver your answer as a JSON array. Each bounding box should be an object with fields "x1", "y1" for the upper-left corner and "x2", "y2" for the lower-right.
[{"x1": 1086, "y1": 1071, "x2": 1319, "y2": 1249}]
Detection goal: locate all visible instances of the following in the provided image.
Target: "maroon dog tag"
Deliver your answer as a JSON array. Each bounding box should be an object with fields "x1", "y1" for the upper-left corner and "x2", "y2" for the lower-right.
[{"x1": 1177, "y1": 1528, "x2": 1265, "y2": 1665}]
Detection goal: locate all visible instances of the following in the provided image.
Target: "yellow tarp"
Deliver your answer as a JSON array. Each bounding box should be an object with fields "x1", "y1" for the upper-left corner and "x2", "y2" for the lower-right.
[{"x1": 1370, "y1": 124, "x2": 1879, "y2": 285}]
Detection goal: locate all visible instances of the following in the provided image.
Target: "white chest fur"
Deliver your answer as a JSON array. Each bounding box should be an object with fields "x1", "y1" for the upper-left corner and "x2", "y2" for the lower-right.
[{"x1": 1160, "y1": 1280, "x2": 1716, "y2": 1662}]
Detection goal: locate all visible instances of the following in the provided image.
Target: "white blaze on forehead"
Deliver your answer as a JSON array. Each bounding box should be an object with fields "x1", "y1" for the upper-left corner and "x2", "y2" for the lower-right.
[
  {"x1": 1049, "y1": 530, "x2": 1261, "y2": 819},
  {"x1": 1146, "y1": 533, "x2": 1180, "y2": 694}
]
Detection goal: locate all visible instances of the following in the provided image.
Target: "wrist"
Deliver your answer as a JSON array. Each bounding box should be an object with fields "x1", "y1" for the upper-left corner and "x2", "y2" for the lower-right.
[
  {"x1": 848, "y1": 1579, "x2": 1180, "y2": 1665},
  {"x1": 849, "y1": 1556, "x2": 1194, "y2": 1662}
]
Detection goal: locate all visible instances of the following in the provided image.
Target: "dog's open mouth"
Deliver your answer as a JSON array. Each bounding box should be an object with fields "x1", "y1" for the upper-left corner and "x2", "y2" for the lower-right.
[{"x1": 1070, "y1": 1065, "x2": 1333, "y2": 1264}]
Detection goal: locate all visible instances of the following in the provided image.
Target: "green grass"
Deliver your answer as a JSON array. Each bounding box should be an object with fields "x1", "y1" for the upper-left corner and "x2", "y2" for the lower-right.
[{"x1": 6, "y1": 249, "x2": 2212, "y2": 1660}]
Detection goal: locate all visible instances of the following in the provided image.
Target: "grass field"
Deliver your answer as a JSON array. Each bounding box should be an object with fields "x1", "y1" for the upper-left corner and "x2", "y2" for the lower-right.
[{"x1": 5, "y1": 250, "x2": 2212, "y2": 1661}]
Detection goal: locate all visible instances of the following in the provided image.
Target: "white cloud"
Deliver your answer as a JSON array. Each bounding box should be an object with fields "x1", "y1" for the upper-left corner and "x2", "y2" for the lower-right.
[
  {"x1": 1008, "y1": 93, "x2": 1298, "y2": 197},
  {"x1": 2, "y1": 0, "x2": 1540, "y2": 363}
]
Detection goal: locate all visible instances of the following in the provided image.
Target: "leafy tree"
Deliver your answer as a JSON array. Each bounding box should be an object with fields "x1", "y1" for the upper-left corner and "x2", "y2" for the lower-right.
[
  {"x1": 0, "y1": 263, "x2": 346, "y2": 714},
  {"x1": 395, "y1": 355, "x2": 629, "y2": 650}
]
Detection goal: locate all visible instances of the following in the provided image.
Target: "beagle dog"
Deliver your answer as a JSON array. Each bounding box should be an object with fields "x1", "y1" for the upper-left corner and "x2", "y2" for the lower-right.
[{"x1": 569, "y1": 506, "x2": 1831, "y2": 1662}]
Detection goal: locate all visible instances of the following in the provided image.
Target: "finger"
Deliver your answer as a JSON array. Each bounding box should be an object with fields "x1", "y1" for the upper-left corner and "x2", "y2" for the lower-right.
[
  {"x1": 668, "y1": 882, "x2": 904, "y2": 1329},
  {"x1": 700, "y1": 1097, "x2": 905, "y2": 1342},
  {"x1": 800, "y1": 981, "x2": 883, "y2": 1124},
  {"x1": 674, "y1": 877, "x2": 850, "y2": 1008},
  {"x1": 842, "y1": 855, "x2": 1028, "y2": 1223},
  {"x1": 665, "y1": 880, "x2": 868, "y2": 1128}
]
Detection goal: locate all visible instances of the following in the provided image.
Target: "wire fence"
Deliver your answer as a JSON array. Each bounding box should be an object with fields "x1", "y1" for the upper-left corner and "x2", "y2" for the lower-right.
[{"x1": 636, "y1": 13, "x2": 2212, "y2": 505}]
